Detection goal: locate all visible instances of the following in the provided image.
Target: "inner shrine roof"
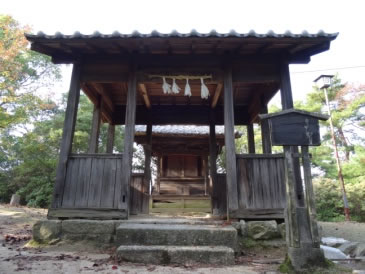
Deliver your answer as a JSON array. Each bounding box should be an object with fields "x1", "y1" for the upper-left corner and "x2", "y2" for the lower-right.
[{"x1": 135, "y1": 125, "x2": 241, "y2": 138}]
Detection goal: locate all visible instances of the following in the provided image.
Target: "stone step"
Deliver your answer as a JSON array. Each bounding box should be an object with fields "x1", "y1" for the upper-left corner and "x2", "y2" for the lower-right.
[
  {"x1": 123, "y1": 217, "x2": 225, "y2": 226},
  {"x1": 116, "y1": 245, "x2": 235, "y2": 265},
  {"x1": 115, "y1": 223, "x2": 237, "y2": 249}
]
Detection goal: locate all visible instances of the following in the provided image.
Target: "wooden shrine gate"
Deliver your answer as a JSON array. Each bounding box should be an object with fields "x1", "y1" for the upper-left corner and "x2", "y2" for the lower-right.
[{"x1": 25, "y1": 30, "x2": 337, "y2": 221}]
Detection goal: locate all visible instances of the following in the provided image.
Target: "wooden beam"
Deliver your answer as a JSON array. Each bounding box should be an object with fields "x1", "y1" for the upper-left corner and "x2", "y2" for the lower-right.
[
  {"x1": 51, "y1": 52, "x2": 311, "y2": 66},
  {"x1": 100, "y1": 100, "x2": 113, "y2": 124},
  {"x1": 52, "y1": 64, "x2": 81, "y2": 208},
  {"x1": 106, "y1": 124, "x2": 115, "y2": 153},
  {"x1": 280, "y1": 62, "x2": 294, "y2": 109},
  {"x1": 211, "y1": 83, "x2": 223, "y2": 108},
  {"x1": 92, "y1": 83, "x2": 115, "y2": 112},
  {"x1": 119, "y1": 67, "x2": 137, "y2": 213},
  {"x1": 88, "y1": 102, "x2": 101, "y2": 153},
  {"x1": 248, "y1": 92, "x2": 262, "y2": 123},
  {"x1": 48, "y1": 208, "x2": 127, "y2": 220},
  {"x1": 223, "y1": 65, "x2": 239, "y2": 213},
  {"x1": 80, "y1": 83, "x2": 99, "y2": 105},
  {"x1": 113, "y1": 105, "x2": 250, "y2": 125},
  {"x1": 247, "y1": 124, "x2": 256, "y2": 154},
  {"x1": 260, "y1": 104, "x2": 272, "y2": 154},
  {"x1": 138, "y1": 83, "x2": 151, "y2": 109}
]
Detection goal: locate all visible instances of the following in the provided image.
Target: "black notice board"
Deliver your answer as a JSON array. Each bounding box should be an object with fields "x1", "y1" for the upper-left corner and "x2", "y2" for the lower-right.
[{"x1": 269, "y1": 113, "x2": 321, "y2": 146}]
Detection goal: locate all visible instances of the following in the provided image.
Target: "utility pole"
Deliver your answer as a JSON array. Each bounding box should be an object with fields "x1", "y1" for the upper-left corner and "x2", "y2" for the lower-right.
[{"x1": 314, "y1": 75, "x2": 350, "y2": 221}]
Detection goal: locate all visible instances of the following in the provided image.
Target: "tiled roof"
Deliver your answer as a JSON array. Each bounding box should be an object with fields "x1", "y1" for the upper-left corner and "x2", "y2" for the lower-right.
[
  {"x1": 26, "y1": 29, "x2": 338, "y2": 40},
  {"x1": 135, "y1": 125, "x2": 241, "y2": 138},
  {"x1": 25, "y1": 29, "x2": 338, "y2": 65}
]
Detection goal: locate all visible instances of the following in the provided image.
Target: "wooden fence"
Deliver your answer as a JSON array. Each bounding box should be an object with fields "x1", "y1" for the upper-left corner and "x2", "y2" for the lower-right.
[
  {"x1": 235, "y1": 154, "x2": 286, "y2": 218},
  {"x1": 48, "y1": 154, "x2": 127, "y2": 219},
  {"x1": 215, "y1": 154, "x2": 286, "y2": 219}
]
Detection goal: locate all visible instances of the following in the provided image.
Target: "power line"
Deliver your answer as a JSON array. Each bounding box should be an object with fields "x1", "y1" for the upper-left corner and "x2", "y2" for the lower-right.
[{"x1": 292, "y1": 65, "x2": 365, "y2": 74}]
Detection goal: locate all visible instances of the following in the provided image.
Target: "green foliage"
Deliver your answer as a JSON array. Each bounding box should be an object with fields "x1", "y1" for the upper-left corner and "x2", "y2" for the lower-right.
[
  {"x1": 0, "y1": 15, "x2": 61, "y2": 130},
  {"x1": 295, "y1": 76, "x2": 365, "y2": 222},
  {"x1": 314, "y1": 177, "x2": 365, "y2": 222},
  {"x1": 0, "y1": 90, "x2": 125, "y2": 207}
]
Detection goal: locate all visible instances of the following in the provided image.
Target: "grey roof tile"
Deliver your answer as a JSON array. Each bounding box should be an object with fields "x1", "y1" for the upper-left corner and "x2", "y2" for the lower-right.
[{"x1": 26, "y1": 29, "x2": 338, "y2": 40}]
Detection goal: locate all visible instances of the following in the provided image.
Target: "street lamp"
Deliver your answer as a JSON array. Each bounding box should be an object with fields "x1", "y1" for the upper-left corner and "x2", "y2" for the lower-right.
[{"x1": 314, "y1": 75, "x2": 350, "y2": 221}]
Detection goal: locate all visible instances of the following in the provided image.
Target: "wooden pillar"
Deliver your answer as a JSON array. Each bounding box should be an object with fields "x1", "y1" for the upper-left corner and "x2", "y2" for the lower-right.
[
  {"x1": 52, "y1": 63, "x2": 81, "y2": 208},
  {"x1": 144, "y1": 122, "x2": 152, "y2": 193},
  {"x1": 106, "y1": 124, "x2": 115, "y2": 153},
  {"x1": 280, "y1": 63, "x2": 304, "y2": 207},
  {"x1": 247, "y1": 124, "x2": 255, "y2": 154},
  {"x1": 223, "y1": 66, "x2": 239, "y2": 213},
  {"x1": 119, "y1": 67, "x2": 137, "y2": 214},
  {"x1": 88, "y1": 102, "x2": 101, "y2": 153},
  {"x1": 156, "y1": 155, "x2": 161, "y2": 194},
  {"x1": 203, "y1": 155, "x2": 209, "y2": 195},
  {"x1": 260, "y1": 105, "x2": 272, "y2": 154},
  {"x1": 280, "y1": 62, "x2": 325, "y2": 270},
  {"x1": 209, "y1": 113, "x2": 219, "y2": 213},
  {"x1": 142, "y1": 123, "x2": 152, "y2": 214},
  {"x1": 301, "y1": 146, "x2": 321, "y2": 247}
]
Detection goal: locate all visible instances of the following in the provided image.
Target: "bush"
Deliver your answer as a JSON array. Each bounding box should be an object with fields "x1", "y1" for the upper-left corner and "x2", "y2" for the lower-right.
[{"x1": 314, "y1": 178, "x2": 365, "y2": 222}]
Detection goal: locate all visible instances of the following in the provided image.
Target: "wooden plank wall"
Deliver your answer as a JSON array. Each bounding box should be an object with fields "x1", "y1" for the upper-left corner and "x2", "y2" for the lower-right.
[
  {"x1": 62, "y1": 154, "x2": 125, "y2": 209},
  {"x1": 214, "y1": 174, "x2": 227, "y2": 216},
  {"x1": 236, "y1": 154, "x2": 286, "y2": 211},
  {"x1": 130, "y1": 174, "x2": 150, "y2": 215}
]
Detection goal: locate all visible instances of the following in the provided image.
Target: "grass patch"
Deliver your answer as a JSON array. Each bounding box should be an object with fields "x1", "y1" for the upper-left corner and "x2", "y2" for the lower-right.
[
  {"x1": 279, "y1": 255, "x2": 351, "y2": 273},
  {"x1": 25, "y1": 238, "x2": 60, "y2": 248},
  {"x1": 241, "y1": 237, "x2": 258, "y2": 248}
]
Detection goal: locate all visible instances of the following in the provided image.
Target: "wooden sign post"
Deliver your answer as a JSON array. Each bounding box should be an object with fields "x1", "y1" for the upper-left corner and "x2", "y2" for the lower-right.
[{"x1": 260, "y1": 109, "x2": 329, "y2": 271}]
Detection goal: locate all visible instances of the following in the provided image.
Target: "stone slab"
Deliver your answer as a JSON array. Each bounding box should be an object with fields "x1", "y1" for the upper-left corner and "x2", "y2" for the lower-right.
[
  {"x1": 338, "y1": 241, "x2": 359, "y2": 256},
  {"x1": 116, "y1": 223, "x2": 237, "y2": 248},
  {"x1": 62, "y1": 220, "x2": 115, "y2": 234},
  {"x1": 116, "y1": 245, "x2": 235, "y2": 265}
]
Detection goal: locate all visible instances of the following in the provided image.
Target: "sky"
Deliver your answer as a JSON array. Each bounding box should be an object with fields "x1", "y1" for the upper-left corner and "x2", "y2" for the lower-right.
[{"x1": 2, "y1": 0, "x2": 365, "y2": 106}]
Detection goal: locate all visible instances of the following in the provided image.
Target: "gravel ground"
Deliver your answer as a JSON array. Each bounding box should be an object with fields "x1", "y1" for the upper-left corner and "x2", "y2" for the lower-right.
[
  {"x1": 1, "y1": 205, "x2": 364, "y2": 273},
  {"x1": 319, "y1": 221, "x2": 365, "y2": 243}
]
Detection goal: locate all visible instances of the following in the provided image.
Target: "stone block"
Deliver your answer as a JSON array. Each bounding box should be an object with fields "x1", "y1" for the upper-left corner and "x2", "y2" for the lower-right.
[
  {"x1": 117, "y1": 245, "x2": 235, "y2": 265},
  {"x1": 63, "y1": 233, "x2": 113, "y2": 244},
  {"x1": 62, "y1": 220, "x2": 115, "y2": 234},
  {"x1": 10, "y1": 194, "x2": 20, "y2": 206},
  {"x1": 277, "y1": 223, "x2": 286, "y2": 239},
  {"x1": 247, "y1": 221, "x2": 280, "y2": 240},
  {"x1": 33, "y1": 220, "x2": 61, "y2": 243},
  {"x1": 240, "y1": 220, "x2": 247, "y2": 236}
]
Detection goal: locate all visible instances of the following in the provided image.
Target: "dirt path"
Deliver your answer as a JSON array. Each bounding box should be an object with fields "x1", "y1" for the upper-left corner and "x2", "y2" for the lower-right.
[{"x1": 0, "y1": 204, "x2": 275, "y2": 274}]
